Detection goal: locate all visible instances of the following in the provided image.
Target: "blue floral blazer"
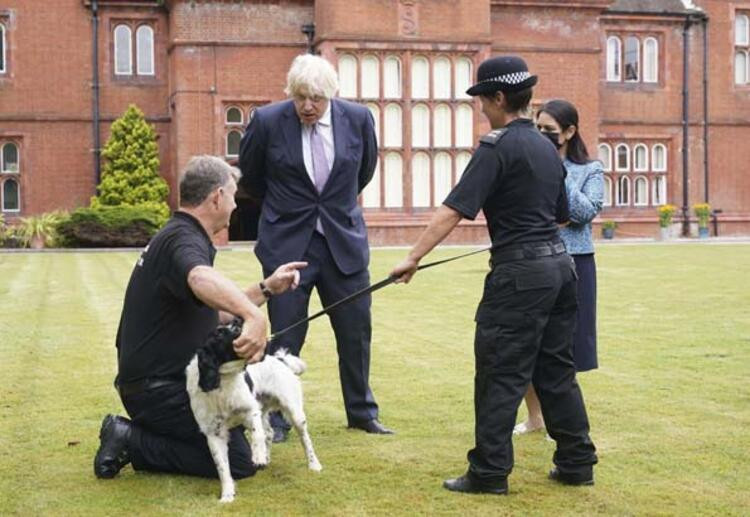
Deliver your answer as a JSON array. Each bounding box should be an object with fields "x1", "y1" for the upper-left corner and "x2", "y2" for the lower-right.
[{"x1": 559, "y1": 159, "x2": 604, "y2": 255}]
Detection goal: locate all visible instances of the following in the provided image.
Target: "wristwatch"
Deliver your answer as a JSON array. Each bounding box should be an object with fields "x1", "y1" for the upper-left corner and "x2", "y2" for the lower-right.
[{"x1": 259, "y1": 281, "x2": 273, "y2": 299}]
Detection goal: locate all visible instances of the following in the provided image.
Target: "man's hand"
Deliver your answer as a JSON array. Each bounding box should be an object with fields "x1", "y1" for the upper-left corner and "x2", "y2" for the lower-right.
[
  {"x1": 390, "y1": 256, "x2": 419, "y2": 284},
  {"x1": 264, "y1": 261, "x2": 307, "y2": 295},
  {"x1": 233, "y1": 314, "x2": 267, "y2": 363}
]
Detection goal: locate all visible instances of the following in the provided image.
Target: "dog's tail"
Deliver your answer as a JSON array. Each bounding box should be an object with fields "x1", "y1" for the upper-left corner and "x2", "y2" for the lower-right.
[{"x1": 273, "y1": 349, "x2": 307, "y2": 376}]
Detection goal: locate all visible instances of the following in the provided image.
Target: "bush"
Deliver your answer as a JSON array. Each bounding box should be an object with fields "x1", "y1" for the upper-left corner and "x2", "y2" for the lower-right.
[
  {"x1": 57, "y1": 205, "x2": 165, "y2": 248},
  {"x1": 16, "y1": 211, "x2": 67, "y2": 248},
  {"x1": 602, "y1": 220, "x2": 617, "y2": 230},
  {"x1": 92, "y1": 104, "x2": 170, "y2": 221}
]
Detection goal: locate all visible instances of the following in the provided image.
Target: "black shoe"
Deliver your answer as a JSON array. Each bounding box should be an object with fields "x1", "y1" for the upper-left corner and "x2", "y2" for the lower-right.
[
  {"x1": 94, "y1": 414, "x2": 132, "y2": 479},
  {"x1": 272, "y1": 427, "x2": 289, "y2": 443},
  {"x1": 348, "y1": 419, "x2": 395, "y2": 435},
  {"x1": 443, "y1": 474, "x2": 508, "y2": 495},
  {"x1": 548, "y1": 467, "x2": 594, "y2": 486}
]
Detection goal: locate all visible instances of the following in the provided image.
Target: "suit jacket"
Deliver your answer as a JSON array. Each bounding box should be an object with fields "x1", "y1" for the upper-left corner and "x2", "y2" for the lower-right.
[{"x1": 239, "y1": 98, "x2": 378, "y2": 275}]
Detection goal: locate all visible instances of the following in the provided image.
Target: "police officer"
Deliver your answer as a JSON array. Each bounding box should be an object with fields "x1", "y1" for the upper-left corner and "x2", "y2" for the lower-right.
[{"x1": 390, "y1": 56, "x2": 597, "y2": 495}]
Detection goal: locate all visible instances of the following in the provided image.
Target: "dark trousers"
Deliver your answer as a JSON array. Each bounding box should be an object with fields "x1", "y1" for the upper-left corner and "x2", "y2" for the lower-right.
[
  {"x1": 120, "y1": 382, "x2": 256, "y2": 479},
  {"x1": 571, "y1": 253, "x2": 598, "y2": 372},
  {"x1": 468, "y1": 250, "x2": 597, "y2": 484},
  {"x1": 264, "y1": 232, "x2": 378, "y2": 428}
]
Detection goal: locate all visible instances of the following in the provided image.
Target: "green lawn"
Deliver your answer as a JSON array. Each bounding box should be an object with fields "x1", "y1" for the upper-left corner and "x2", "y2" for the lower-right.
[{"x1": 1, "y1": 243, "x2": 749, "y2": 516}]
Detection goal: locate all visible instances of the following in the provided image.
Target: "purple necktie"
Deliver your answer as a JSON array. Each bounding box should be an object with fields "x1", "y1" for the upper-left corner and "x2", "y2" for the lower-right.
[{"x1": 310, "y1": 124, "x2": 330, "y2": 193}]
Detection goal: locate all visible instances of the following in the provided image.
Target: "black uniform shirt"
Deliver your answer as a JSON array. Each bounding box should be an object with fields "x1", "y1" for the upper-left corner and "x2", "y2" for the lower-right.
[
  {"x1": 116, "y1": 211, "x2": 218, "y2": 384},
  {"x1": 444, "y1": 118, "x2": 569, "y2": 249}
]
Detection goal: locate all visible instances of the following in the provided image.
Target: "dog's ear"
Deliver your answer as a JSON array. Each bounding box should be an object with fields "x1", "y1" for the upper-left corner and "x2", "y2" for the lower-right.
[{"x1": 197, "y1": 345, "x2": 221, "y2": 392}]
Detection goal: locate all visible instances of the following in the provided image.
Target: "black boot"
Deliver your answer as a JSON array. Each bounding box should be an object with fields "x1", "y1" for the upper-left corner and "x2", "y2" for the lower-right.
[
  {"x1": 548, "y1": 467, "x2": 594, "y2": 486},
  {"x1": 94, "y1": 415, "x2": 132, "y2": 479},
  {"x1": 443, "y1": 474, "x2": 508, "y2": 495}
]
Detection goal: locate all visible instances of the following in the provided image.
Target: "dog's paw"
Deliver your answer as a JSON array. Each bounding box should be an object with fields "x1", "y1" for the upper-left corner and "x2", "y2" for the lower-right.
[
  {"x1": 309, "y1": 459, "x2": 322, "y2": 472},
  {"x1": 219, "y1": 492, "x2": 235, "y2": 503}
]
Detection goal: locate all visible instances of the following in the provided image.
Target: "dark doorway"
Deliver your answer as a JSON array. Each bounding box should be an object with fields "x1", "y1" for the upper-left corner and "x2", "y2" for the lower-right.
[{"x1": 229, "y1": 182, "x2": 260, "y2": 241}]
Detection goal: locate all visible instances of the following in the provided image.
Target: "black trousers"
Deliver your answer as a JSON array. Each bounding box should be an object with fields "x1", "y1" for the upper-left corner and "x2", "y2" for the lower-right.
[
  {"x1": 264, "y1": 232, "x2": 378, "y2": 428},
  {"x1": 467, "y1": 249, "x2": 597, "y2": 484},
  {"x1": 120, "y1": 381, "x2": 256, "y2": 479}
]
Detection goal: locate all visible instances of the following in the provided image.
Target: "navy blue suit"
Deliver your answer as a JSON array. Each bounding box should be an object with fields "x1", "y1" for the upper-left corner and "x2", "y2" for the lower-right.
[{"x1": 239, "y1": 98, "x2": 380, "y2": 426}]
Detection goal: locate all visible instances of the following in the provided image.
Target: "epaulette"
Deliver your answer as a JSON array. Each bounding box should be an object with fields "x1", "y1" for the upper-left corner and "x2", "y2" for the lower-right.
[{"x1": 479, "y1": 128, "x2": 507, "y2": 146}]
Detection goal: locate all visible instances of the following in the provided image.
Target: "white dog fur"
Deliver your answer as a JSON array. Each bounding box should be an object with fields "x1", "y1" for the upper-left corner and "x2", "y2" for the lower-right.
[{"x1": 186, "y1": 345, "x2": 321, "y2": 503}]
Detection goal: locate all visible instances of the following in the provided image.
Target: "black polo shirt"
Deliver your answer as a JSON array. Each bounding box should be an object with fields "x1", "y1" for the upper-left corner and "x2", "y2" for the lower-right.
[
  {"x1": 116, "y1": 211, "x2": 219, "y2": 384},
  {"x1": 444, "y1": 118, "x2": 569, "y2": 249}
]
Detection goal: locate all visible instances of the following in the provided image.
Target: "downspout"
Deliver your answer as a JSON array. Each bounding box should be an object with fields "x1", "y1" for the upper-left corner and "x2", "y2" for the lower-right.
[
  {"x1": 91, "y1": 0, "x2": 102, "y2": 188},
  {"x1": 680, "y1": 15, "x2": 692, "y2": 237},
  {"x1": 702, "y1": 15, "x2": 709, "y2": 204}
]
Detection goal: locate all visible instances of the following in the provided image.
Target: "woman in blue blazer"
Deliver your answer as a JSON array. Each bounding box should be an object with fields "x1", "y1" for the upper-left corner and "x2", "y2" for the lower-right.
[{"x1": 514, "y1": 99, "x2": 604, "y2": 435}]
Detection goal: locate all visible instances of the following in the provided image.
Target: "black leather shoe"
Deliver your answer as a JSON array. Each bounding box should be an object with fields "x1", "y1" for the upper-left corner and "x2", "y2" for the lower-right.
[
  {"x1": 272, "y1": 427, "x2": 289, "y2": 443},
  {"x1": 348, "y1": 419, "x2": 395, "y2": 435},
  {"x1": 548, "y1": 467, "x2": 594, "y2": 486},
  {"x1": 94, "y1": 414, "x2": 132, "y2": 479},
  {"x1": 443, "y1": 474, "x2": 508, "y2": 495}
]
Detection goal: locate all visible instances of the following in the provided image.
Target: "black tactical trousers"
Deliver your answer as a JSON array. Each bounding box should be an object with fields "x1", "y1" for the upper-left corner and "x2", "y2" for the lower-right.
[{"x1": 467, "y1": 248, "x2": 597, "y2": 484}]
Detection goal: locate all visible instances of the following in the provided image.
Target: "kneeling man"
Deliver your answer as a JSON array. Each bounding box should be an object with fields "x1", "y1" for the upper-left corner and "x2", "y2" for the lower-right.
[{"x1": 94, "y1": 155, "x2": 305, "y2": 480}]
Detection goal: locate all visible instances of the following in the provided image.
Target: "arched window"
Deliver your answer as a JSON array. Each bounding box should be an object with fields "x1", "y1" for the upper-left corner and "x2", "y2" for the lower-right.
[
  {"x1": 366, "y1": 103, "x2": 381, "y2": 143},
  {"x1": 617, "y1": 176, "x2": 630, "y2": 206},
  {"x1": 0, "y1": 23, "x2": 6, "y2": 74},
  {"x1": 633, "y1": 144, "x2": 648, "y2": 171},
  {"x1": 606, "y1": 36, "x2": 621, "y2": 81},
  {"x1": 615, "y1": 143, "x2": 630, "y2": 171},
  {"x1": 598, "y1": 143, "x2": 612, "y2": 171},
  {"x1": 411, "y1": 152, "x2": 430, "y2": 207},
  {"x1": 433, "y1": 104, "x2": 451, "y2": 148},
  {"x1": 361, "y1": 55, "x2": 379, "y2": 99},
  {"x1": 226, "y1": 130, "x2": 242, "y2": 158},
  {"x1": 455, "y1": 151, "x2": 471, "y2": 183},
  {"x1": 338, "y1": 54, "x2": 358, "y2": 98},
  {"x1": 735, "y1": 51, "x2": 748, "y2": 85},
  {"x1": 736, "y1": 14, "x2": 749, "y2": 46},
  {"x1": 652, "y1": 175, "x2": 667, "y2": 206},
  {"x1": 454, "y1": 57, "x2": 472, "y2": 99},
  {"x1": 624, "y1": 36, "x2": 640, "y2": 82},
  {"x1": 603, "y1": 176, "x2": 613, "y2": 207},
  {"x1": 384, "y1": 103, "x2": 402, "y2": 148},
  {"x1": 226, "y1": 107, "x2": 243, "y2": 125},
  {"x1": 411, "y1": 104, "x2": 430, "y2": 148},
  {"x1": 384, "y1": 152, "x2": 403, "y2": 207},
  {"x1": 114, "y1": 25, "x2": 132, "y2": 75},
  {"x1": 652, "y1": 144, "x2": 667, "y2": 171},
  {"x1": 361, "y1": 158, "x2": 380, "y2": 208},
  {"x1": 384, "y1": 56, "x2": 402, "y2": 99},
  {"x1": 433, "y1": 152, "x2": 452, "y2": 206},
  {"x1": 634, "y1": 176, "x2": 648, "y2": 206},
  {"x1": 411, "y1": 56, "x2": 429, "y2": 99},
  {"x1": 455, "y1": 104, "x2": 473, "y2": 148},
  {"x1": 2, "y1": 142, "x2": 19, "y2": 173},
  {"x1": 136, "y1": 25, "x2": 154, "y2": 75},
  {"x1": 643, "y1": 37, "x2": 658, "y2": 83},
  {"x1": 433, "y1": 57, "x2": 451, "y2": 99},
  {"x1": 2, "y1": 178, "x2": 19, "y2": 212}
]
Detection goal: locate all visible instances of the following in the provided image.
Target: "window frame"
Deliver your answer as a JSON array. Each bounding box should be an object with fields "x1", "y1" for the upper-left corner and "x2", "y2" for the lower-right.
[
  {"x1": 616, "y1": 175, "x2": 631, "y2": 206},
  {"x1": 598, "y1": 143, "x2": 612, "y2": 171},
  {"x1": 136, "y1": 24, "x2": 155, "y2": 76},
  {"x1": 0, "y1": 22, "x2": 6, "y2": 75},
  {"x1": 225, "y1": 129, "x2": 242, "y2": 159},
  {"x1": 623, "y1": 35, "x2": 640, "y2": 82},
  {"x1": 633, "y1": 175, "x2": 649, "y2": 206},
  {"x1": 606, "y1": 36, "x2": 622, "y2": 82},
  {"x1": 113, "y1": 24, "x2": 133, "y2": 76},
  {"x1": 615, "y1": 143, "x2": 630, "y2": 172},
  {"x1": 633, "y1": 143, "x2": 649, "y2": 172},
  {"x1": 643, "y1": 37, "x2": 659, "y2": 83},
  {"x1": 2, "y1": 177, "x2": 20, "y2": 213},
  {"x1": 603, "y1": 175, "x2": 613, "y2": 207},
  {"x1": 1, "y1": 142, "x2": 19, "y2": 173},
  {"x1": 225, "y1": 106, "x2": 244, "y2": 126},
  {"x1": 736, "y1": 13, "x2": 750, "y2": 46}
]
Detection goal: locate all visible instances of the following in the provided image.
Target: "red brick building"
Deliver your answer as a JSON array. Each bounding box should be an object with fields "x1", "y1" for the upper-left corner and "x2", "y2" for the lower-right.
[{"x1": 1, "y1": 0, "x2": 748, "y2": 243}]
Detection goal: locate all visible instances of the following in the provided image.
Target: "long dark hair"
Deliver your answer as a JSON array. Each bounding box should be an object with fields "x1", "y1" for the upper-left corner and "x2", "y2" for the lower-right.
[{"x1": 538, "y1": 99, "x2": 590, "y2": 165}]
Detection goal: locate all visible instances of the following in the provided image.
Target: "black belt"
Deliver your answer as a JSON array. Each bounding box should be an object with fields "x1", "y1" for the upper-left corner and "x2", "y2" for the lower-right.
[
  {"x1": 491, "y1": 241, "x2": 566, "y2": 266},
  {"x1": 116, "y1": 377, "x2": 184, "y2": 397}
]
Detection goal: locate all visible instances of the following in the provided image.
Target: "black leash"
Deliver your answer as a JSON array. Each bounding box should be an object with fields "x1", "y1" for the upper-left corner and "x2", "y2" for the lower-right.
[{"x1": 269, "y1": 246, "x2": 490, "y2": 342}]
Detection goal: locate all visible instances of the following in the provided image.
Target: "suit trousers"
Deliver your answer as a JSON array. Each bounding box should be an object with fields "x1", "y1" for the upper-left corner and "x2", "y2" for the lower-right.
[
  {"x1": 120, "y1": 381, "x2": 257, "y2": 479},
  {"x1": 467, "y1": 250, "x2": 597, "y2": 484},
  {"x1": 264, "y1": 232, "x2": 378, "y2": 428}
]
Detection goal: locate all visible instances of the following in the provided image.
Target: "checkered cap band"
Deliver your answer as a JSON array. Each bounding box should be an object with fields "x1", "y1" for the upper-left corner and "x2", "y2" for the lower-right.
[{"x1": 481, "y1": 71, "x2": 531, "y2": 85}]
